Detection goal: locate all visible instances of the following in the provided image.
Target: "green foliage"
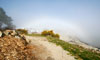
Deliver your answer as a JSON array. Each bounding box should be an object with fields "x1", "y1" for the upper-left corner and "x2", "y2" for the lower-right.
[
  {"x1": 53, "y1": 34, "x2": 60, "y2": 38},
  {"x1": 16, "y1": 29, "x2": 28, "y2": 34},
  {"x1": 41, "y1": 30, "x2": 49, "y2": 36},
  {"x1": 41, "y1": 30, "x2": 60, "y2": 38},
  {"x1": 47, "y1": 36, "x2": 100, "y2": 60}
]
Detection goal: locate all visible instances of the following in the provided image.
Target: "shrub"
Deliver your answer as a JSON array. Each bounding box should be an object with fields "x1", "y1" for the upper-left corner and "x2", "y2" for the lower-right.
[
  {"x1": 16, "y1": 29, "x2": 28, "y2": 34},
  {"x1": 41, "y1": 30, "x2": 60, "y2": 38},
  {"x1": 41, "y1": 30, "x2": 49, "y2": 36},
  {"x1": 53, "y1": 34, "x2": 60, "y2": 38}
]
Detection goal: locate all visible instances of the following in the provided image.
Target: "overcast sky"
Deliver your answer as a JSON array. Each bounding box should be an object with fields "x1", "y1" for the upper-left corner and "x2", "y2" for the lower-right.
[{"x1": 0, "y1": 0, "x2": 100, "y2": 47}]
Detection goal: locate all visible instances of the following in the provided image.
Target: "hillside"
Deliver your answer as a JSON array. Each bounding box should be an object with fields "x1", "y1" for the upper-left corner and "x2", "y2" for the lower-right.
[
  {"x1": 0, "y1": 30, "x2": 100, "y2": 60},
  {"x1": 27, "y1": 33, "x2": 100, "y2": 60}
]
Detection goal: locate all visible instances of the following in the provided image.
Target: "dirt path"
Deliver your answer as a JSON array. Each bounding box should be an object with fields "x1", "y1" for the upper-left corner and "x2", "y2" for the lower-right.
[{"x1": 26, "y1": 36, "x2": 75, "y2": 60}]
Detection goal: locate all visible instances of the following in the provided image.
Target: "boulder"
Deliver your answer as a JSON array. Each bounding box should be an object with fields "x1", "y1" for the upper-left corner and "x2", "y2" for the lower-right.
[
  {"x1": 11, "y1": 30, "x2": 17, "y2": 36},
  {"x1": 26, "y1": 39, "x2": 31, "y2": 43},
  {"x1": 0, "y1": 31, "x2": 2, "y2": 37},
  {"x1": 3, "y1": 30, "x2": 11, "y2": 36}
]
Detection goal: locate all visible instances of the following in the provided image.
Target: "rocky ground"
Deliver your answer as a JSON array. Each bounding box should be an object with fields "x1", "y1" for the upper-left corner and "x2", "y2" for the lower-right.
[{"x1": 0, "y1": 30, "x2": 38, "y2": 60}]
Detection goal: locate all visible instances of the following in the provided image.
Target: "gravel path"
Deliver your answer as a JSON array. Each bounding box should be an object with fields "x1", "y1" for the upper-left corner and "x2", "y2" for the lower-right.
[{"x1": 26, "y1": 36, "x2": 75, "y2": 60}]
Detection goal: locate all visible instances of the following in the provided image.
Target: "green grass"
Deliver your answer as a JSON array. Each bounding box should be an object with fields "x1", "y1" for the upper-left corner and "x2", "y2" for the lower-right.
[
  {"x1": 27, "y1": 34, "x2": 100, "y2": 60},
  {"x1": 47, "y1": 36, "x2": 100, "y2": 60},
  {"x1": 27, "y1": 33, "x2": 44, "y2": 37}
]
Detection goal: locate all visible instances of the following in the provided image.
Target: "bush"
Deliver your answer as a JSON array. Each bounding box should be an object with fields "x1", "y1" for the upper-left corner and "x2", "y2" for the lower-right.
[
  {"x1": 41, "y1": 30, "x2": 60, "y2": 38},
  {"x1": 53, "y1": 34, "x2": 60, "y2": 38},
  {"x1": 41, "y1": 30, "x2": 49, "y2": 36},
  {"x1": 16, "y1": 29, "x2": 28, "y2": 34}
]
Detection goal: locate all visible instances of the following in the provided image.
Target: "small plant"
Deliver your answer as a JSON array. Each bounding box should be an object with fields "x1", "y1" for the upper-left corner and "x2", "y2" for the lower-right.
[
  {"x1": 41, "y1": 30, "x2": 49, "y2": 36},
  {"x1": 16, "y1": 29, "x2": 28, "y2": 34},
  {"x1": 41, "y1": 30, "x2": 60, "y2": 38},
  {"x1": 53, "y1": 34, "x2": 60, "y2": 38}
]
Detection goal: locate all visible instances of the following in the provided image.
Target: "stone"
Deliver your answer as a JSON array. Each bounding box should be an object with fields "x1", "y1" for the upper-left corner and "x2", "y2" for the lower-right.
[
  {"x1": 15, "y1": 36, "x2": 20, "y2": 39},
  {"x1": 0, "y1": 31, "x2": 2, "y2": 37},
  {"x1": 26, "y1": 39, "x2": 31, "y2": 43},
  {"x1": 3, "y1": 30, "x2": 11, "y2": 36},
  {"x1": 11, "y1": 30, "x2": 17, "y2": 36}
]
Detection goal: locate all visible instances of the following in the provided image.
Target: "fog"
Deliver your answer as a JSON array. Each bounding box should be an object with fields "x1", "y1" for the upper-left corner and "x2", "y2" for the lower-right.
[
  {"x1": 0, "y1": 0, "x2": 100, "y2": 48},
  {"x1": 24, "y1": 17, "x2": 100, "y2": 48}
]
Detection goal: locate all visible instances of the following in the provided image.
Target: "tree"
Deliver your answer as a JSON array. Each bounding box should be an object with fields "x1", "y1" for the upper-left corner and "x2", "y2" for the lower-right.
[{"x1": 0, "y1": 8, "x2": 15, "y2": 30}]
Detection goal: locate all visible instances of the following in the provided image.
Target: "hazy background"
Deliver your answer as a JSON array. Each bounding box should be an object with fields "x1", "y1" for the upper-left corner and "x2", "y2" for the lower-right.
[{"x1": 0, "y1": 0, "x2": 100, "y2": 47}]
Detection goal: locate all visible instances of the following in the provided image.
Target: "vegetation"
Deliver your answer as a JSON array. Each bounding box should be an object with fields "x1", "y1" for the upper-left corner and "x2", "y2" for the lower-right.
[
  {"x1": 27, "y1": 30, "x2": 100, "y2": 60},
  {"x1": 41, "y1": 30, "x2": 60, "y2": 38},
  {"x1": 47, "y1": 36, "x2": 100, "y2": 60},
  {"x1": 16, "y1": 29, "x2": 28, "y2": 34},
  {"x1": 0, "y1": 8, "x2": 15, "y2": 30},
  {"x1": 27, "y1": 33, "x2": 44, "y2": 37}
]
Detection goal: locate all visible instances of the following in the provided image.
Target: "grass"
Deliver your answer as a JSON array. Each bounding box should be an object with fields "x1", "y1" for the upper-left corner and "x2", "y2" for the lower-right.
[
  {"x1": 27, "y1": 33, "x2": 100, "y2": 60},
  {"x1": 47, "y1": 36, "x2": 100, "y2": 60},
  {"x1": 27, "y1": 33, "x2": 44, "y2": 37}
]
